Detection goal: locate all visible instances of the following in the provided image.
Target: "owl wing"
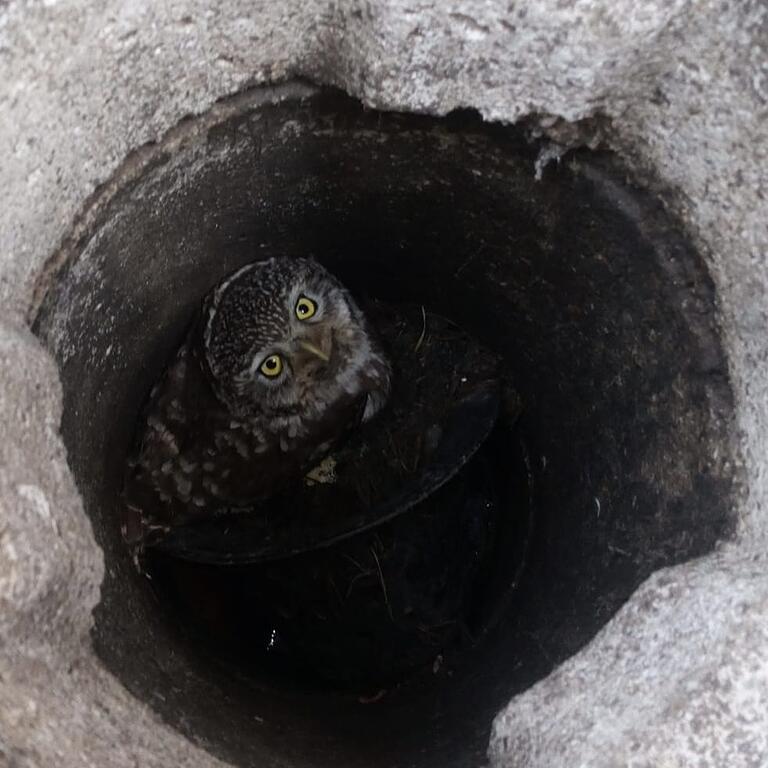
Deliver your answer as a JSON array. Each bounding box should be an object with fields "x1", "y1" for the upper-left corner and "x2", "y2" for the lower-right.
[{"x1": 122, "y1": 323, "x2": 284, "y2": 540}]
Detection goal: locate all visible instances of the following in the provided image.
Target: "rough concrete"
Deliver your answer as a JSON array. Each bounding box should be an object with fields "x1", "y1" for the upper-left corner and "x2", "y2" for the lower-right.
[
  {"x1": 0, "y1": 1, "x2": 767, "y2": 767},
  {"x1": 0, "y1": 323, "x2": 230, "y2": 767},
  {"x1": 490, "y1": 548, "x2": 768, "y2": 768}
]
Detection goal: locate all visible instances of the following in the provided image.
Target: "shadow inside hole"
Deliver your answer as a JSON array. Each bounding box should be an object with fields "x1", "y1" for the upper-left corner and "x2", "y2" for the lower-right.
[
  {"x1": 143, "y1": 407, "x2": 533, "y2": 693},
  {"x1": 32, "y1": 86, "x2": 736, "y2": 768}
]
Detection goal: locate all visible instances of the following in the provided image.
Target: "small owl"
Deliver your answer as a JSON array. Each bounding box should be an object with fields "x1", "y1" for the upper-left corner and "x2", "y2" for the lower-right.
[{"x1": 123, "y1": 257, "x2": 391, "y2": 543}]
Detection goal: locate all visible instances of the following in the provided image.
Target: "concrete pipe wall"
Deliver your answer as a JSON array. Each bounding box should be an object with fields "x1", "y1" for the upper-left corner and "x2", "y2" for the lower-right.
[{"x1": 1, "y1": 2, "x2": 767, "y2": 767}]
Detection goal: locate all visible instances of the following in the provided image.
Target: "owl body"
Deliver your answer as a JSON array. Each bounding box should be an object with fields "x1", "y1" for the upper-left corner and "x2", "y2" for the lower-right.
[{"x1": 124, "y1": 258, "x2": 391, "y2": 538}]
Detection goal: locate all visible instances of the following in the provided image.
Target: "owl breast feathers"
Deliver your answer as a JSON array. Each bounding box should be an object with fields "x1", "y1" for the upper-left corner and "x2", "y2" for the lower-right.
[{"x1": 124, "y1": 257, "x2": 391, "y2": 532}]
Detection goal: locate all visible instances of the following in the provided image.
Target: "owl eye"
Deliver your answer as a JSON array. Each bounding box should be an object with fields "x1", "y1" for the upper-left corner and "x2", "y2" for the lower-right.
[
  {"x1": 259, "y1": 354, "x2": 283, "y2": 378},
  {"x1": 295, "y1": 296, "x2": 317, "y2": 320}
]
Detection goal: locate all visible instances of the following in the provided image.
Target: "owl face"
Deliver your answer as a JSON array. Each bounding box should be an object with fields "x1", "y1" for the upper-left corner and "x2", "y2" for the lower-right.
[{"x1": 202, "y1": 257, "x2": 390, "y2": 431}]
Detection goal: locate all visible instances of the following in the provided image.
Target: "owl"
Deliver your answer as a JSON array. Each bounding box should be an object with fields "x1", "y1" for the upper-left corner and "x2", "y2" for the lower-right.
[{"x1": 123, "y1": 257, "x2": 391, "y2": 544}]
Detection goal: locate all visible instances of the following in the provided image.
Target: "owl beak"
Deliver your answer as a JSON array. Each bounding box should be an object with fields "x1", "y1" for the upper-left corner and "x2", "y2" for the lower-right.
[{"x1": 297, "y1": 339, "x2": 330, "y2": 363}]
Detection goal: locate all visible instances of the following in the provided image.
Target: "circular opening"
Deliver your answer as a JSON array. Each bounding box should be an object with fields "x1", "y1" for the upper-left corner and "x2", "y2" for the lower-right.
[
  {"x1": 32, "y1": 84, "x2": 736, "y2": 768},
  {"x1": 137, "y1": 297, "x2": 533, "y2": 695}
]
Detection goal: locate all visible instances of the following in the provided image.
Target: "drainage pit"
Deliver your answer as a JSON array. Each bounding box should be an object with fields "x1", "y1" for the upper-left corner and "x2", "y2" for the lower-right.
[{"x1": 32, "y1": 86, "x2": 736, "y2": 768}]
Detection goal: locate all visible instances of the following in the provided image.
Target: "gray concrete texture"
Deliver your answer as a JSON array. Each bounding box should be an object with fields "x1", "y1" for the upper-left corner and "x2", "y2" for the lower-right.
[{"x1": 0, "y1": 1, "x2": 766, "y2": 767}]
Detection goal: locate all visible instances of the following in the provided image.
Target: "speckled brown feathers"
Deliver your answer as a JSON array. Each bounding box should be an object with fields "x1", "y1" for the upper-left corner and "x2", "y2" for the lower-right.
[{"x1": 123, "y1": 257, "x2": 391, "y2": 540}]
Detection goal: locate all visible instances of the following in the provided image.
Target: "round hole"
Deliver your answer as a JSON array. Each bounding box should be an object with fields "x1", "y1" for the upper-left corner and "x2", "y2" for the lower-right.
[{"x1": 32, "y1": 84, "x2": 736, "y2": 768}]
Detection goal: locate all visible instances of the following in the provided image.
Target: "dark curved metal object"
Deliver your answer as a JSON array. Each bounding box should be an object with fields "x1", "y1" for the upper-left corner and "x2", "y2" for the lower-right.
[{"x1": 151, "y1": 382, "x2": 500, "y2": 565}]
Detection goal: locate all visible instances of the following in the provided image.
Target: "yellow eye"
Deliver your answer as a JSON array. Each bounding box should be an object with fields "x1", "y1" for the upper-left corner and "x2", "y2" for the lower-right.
[
  {"x1": 295, "y1": 296, "x2": 317, "y2": 320},
  {"x1": 259, "y1": 354, "x2": 283, "y2": 378}
]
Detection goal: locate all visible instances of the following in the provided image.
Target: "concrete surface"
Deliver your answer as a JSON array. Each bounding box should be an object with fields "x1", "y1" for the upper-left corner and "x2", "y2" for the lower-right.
[
  {"x1": 490, "y1": 548, "x2": 768, "y2": 767},
  {"x1": 1, "y1": 1, "x2": 767, "y2": 767}
]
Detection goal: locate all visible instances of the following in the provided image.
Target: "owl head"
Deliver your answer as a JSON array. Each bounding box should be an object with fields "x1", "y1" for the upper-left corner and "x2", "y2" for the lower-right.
[{"x1": 202, "y1": 257, "x2": 391, "y2": 435}]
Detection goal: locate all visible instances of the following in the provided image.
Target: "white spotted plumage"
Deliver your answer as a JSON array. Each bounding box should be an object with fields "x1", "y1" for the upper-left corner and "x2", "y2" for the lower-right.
[{"x1": 125, "y1": 256, "x2": 391, "y2": 529}]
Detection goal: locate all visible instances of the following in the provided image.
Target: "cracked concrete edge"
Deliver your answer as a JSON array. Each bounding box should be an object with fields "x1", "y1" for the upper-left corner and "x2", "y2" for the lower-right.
[
  {"x1": 0, "y1": 321, "x2": 101, "y2": 663},
  {"x1": 0, "y1": 321, "x2": 228, "y2": 768},
  {"x1": 0, "y1": 0, "x2": 766, "y2": 766},
  {"x1": 1, "y1": 654, "x2": 233, "y2": 768},
  {"x1": 489, "y1": 546, "x2": 768, "y2": 768}
]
